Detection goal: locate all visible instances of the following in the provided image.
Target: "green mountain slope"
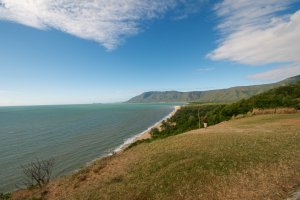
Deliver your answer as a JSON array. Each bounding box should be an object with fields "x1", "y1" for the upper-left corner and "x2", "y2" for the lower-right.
[
  {"x1": 149, "y1": 81, "x2": 300, "y2": 139},
  {"x1": 127, "y1": 75, "x2": 300, "y2": 103}
]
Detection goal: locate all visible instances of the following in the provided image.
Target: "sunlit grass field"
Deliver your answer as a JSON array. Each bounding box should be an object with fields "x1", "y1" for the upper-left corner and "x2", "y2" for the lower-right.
[{"x1": 13, "y1": 114, "x2": 300, "y2": 200}]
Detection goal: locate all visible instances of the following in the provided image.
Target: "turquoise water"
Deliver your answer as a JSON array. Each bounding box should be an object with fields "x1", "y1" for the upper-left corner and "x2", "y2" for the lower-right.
[{"x1": 0, "y1": 103, "x2": 176, "y2": 192}]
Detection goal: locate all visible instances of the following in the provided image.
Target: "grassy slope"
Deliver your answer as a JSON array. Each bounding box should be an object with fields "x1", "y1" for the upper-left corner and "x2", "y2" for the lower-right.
[{"x1": 13, "y1": 114, "x2": 300, "y2": 200}]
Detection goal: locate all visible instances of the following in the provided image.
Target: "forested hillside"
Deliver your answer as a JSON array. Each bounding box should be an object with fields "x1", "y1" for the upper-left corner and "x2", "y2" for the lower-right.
[
  {"x1": 149, "y1": 81, "x2": 300, "y2": 139},
  {"x1": 127, "y1": 75, "x2": 300, "y2": 103}
]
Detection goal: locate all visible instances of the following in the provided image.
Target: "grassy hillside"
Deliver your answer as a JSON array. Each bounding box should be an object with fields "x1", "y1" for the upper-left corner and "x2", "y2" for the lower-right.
[
  {"x1": 12, "y1": 114, "x2": 300, "y2": 200},
  {"x1": 147, "y1": 81, "x2": 300, "y2": 139},
  {"x1": 127, "y1": 75, "x2": 300, "y2": 103}
]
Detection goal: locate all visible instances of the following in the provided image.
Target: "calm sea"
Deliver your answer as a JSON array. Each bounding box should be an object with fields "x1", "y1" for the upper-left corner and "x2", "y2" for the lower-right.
[{"x1": 0, "y1": 103, "x2": 177, "y2": 192}]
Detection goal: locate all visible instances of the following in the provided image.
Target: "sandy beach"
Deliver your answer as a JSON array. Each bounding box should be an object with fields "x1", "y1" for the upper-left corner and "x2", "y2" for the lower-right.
[
  {"x1": 114, "y1": 105, "x2": 181, "y2": 153},
  {"x1": 133, "y1": 105, "x2": 181, "y2": 141}
]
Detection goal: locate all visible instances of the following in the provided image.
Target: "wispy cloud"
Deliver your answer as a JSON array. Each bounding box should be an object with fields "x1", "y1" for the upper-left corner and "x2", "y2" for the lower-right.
[
  {"x1": 0, "y1": 0, "x2": 203, "y2": 50},
  {"x1": 0, "y1": 0, "x2": 173, "y2": 50},
  {"x1": 197, "y1": 67, "x2": 215, "y2": 72},
  {"x1": 248, "y1": 64, "x2": 300, "y2": 81},
  {"x1": 208, "y1": 0, "x2": 300, "y2": 80},
  {"x1": 172, "y1": 0, "x2": 207, "y2": 20}
]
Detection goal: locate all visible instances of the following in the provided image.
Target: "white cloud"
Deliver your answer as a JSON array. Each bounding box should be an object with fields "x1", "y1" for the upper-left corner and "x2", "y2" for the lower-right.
[
  {"x1": 0, "y1": 0, "x2": 202, "y2": 50},
  {"x1": 248, "y1": 64, "x2": 300, "y2": 81},
  {"x1": 0, "y1": 0, "x2": 172, "y2": 50},
  {"x1": 213, "y1": 0, "x2": 293, "y2": 34},
  {"x1": 208, "y1": 0, "x2": 300, "y2": 80}
]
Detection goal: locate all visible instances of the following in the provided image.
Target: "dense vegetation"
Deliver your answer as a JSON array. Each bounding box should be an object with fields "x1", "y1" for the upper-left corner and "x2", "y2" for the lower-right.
[
  {"x1": 149, "y1": 82, "x2": 300, "y2": 139},
  {"x1": 0, "y1": 193, "x2": 11, "y2": 200},
  {"x1": 150, "y1": 104, "x2": 225, "y2": 138},
  {"x1": 127, "y1": 75, "x2": 300, "y2": 103}
]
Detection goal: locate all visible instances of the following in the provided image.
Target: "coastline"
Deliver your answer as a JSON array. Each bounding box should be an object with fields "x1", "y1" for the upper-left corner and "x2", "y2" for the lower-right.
[
  {"x1": 11, "y1": 113, "x2": 300, "y2": 199},
  {"x1": 86, "y1": 105, "x2": 181, "y2": 166},
  {"x1": 72, "y1": 105, "x2": 181, "y2": 179},
  {"x1": 113, "y1": 105, "x2": 181, "y2": 153},
  {"x1": 2, "y1": 104, "x2": 181, "y2": 193}
]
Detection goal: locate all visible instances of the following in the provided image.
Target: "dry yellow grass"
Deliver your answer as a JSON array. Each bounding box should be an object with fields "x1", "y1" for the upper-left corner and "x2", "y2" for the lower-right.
[
  {"x1": 12, "y1": 114, "x2": 300, "y2": 200},
  {"x1": 252, "y1": 108, "x2": 299, "y2": 115}
]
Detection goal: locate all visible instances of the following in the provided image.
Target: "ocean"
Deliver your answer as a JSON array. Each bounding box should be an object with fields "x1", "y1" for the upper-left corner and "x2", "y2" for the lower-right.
[{"x1": 0, "y1": 103, "x2": 177, "y2": 192}]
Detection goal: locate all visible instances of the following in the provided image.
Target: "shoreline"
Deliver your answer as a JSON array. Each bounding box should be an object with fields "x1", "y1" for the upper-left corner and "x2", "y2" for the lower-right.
[
  {"x1": 11, "y1": 113, "x2": 300, "y2": 199},
  {"x1": 113, "y1": 105, "x2": 181, "y2": 153},
  {"x1": 86, "y1": 105, "x2": 181, "y2": 167},
  {"x1": 3, "y1": 105, "x2": 181, "y2": 194},
  {"x1": 50, "y1": 105, "x2": 181, "y2": 186}
]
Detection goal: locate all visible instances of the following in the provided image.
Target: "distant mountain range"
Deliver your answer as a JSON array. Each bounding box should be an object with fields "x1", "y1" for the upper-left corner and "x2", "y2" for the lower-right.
[{"x1": 126, "y1": 75, "x2": 300, "y2": 103}]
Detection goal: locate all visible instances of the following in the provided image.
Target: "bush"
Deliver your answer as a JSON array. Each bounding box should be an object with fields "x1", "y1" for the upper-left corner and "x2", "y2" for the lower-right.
[
  {"x1": 152, "y1": 104, "x2": 225, "y2": 138},
  {"x1": 0, "y1": 193, "x2": 11, "y2": 200},
  {"x1": 21, "y1": 158, "x2": 55, "y2": 188}
]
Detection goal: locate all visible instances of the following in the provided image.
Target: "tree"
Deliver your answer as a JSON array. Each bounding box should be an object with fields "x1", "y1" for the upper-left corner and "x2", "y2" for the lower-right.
[
  {"x1": 197, "y1": 107, "x2": 201, "y2": 129},
  {"x1": 21, "y1": 158, "x2": 55, "y2": 188}
]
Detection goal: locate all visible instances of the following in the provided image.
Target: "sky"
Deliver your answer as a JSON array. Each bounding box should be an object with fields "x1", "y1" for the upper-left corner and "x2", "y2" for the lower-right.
[{"x1": 0, "y1": 0, "x2": 300, "y2": 106}]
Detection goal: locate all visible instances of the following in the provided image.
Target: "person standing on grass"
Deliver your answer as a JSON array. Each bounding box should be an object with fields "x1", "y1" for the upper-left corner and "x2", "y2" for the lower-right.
[{"x1": 203, "y1": 115, "x2": 208, "y2": 128}]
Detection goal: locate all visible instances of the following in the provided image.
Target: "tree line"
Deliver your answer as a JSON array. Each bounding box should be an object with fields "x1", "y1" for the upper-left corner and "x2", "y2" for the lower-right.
[{"x1": 150, "y1": 81, "x2": 300, "y2": 139}]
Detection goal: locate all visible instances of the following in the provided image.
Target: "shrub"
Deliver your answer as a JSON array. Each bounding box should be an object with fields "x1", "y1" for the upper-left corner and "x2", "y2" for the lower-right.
[
  {"x1": 21, "y1": 158, "x2": 55, "y2": 188},
  {"x1": 0, "y1": 193, "x2": 11, "y2": 200}
]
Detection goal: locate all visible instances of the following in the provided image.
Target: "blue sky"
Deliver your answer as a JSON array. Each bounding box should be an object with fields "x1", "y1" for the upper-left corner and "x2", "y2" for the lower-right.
[{"x1": 0, "y1": 0, "x2": 300, "y2": 106}]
